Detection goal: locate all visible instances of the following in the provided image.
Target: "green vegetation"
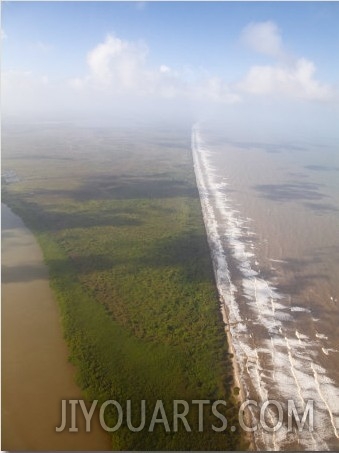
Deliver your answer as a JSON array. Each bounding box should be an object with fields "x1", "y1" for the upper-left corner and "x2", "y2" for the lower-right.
[{"x1": 2, "y1": 124, "x2": 246, "y2": 450}]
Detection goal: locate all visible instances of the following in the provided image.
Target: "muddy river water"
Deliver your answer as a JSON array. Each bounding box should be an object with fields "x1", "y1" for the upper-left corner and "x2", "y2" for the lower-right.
[{"x1": 1, "y1": 203, "x2": 110, "y2": 450}]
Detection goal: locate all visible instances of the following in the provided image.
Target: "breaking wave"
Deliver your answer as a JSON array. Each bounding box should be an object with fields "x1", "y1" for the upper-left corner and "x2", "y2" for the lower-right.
[{"x1": 192, "y1": 123, "x2": 339, "y2": 450}]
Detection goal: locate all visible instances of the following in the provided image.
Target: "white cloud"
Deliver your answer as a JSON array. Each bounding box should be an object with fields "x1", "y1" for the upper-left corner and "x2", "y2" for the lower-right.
[
  {"x1": 66, "y1": 29, "x2": 337, "y2": 106},
  {"x1": 238, "y1": 57, "x2": 333, "y2": 102},
  {"x1": 1, "y1": 28, "x2": 8, "y2": 40},
  {"x1": 159, "y1": 65, "x2": 170, "y2": 74},
  {"x1": 85, "y1": 34, "x2": 148, "y2": 90},
  {"x1": 3, "y1": 28, "x2": 336, "y2": 119},
  {"x1": 241, "y1": 21, "x2": 283, "y2": 58},
  {"x1": 238, "y1": 20, "x2": 335, "y2": 102},
  {"x1": 69, "y1": 34, "x2": 239, "y2": 105}
]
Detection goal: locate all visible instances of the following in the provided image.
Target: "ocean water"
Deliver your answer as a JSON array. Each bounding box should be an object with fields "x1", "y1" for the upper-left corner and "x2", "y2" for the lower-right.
[{"x1": 192, "y1": 122, "x2": 339, "y2": 450}]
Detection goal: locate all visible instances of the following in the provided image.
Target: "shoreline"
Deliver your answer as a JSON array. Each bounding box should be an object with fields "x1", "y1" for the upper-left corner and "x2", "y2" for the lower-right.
[
  {"x1": 191, "y1": 126, "x2": 256, "y2": 450},
  {"x1": 191, "y1": 124, "x2": 339, "y2": 451}
]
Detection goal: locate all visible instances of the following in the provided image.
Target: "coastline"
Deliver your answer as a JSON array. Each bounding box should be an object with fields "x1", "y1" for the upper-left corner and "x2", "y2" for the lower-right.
[
  {"x1": 191, "y1": 126, "x2": 255, "y2": 450},
  {"x1": 191, "y1": 123, "x2": 339, "y2": 451},
  {"x1": 1, "y1": 203, "x2": 111, "y2": 450}
]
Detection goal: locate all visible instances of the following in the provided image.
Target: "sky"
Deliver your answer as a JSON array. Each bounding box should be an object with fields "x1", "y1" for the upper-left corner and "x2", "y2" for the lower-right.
[{"x1": 1, "y1": 1, "x2": 339, "y2": 137}]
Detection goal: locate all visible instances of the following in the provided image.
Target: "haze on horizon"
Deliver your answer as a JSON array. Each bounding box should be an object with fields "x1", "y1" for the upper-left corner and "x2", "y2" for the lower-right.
[{"x1": 1, "y1": 1, "x2": 339, "y2": 142}]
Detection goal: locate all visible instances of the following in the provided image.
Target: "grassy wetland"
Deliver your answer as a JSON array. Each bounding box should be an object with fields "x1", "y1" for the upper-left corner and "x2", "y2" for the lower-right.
[{"x1": 2, "y1": 122, "x2": 245, "y2": 450}]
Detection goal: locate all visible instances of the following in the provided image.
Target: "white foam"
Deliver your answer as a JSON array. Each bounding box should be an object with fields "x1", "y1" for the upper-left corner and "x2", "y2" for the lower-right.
[
  {"x1": 316, "y1": 332, "x2": 329, "y2": 340},
  {"x1": 311, "y1": 363, "x2": 339, "y2": 439},
  {"x1": 322, "y1": 348, "x2": 339, "y2": 356},
  {"x1": 191, "y1": 124, "x2": 339, "y2": 450},
  {"x1": 291, "y1": 306, "x2": 311, "y2": 313}
]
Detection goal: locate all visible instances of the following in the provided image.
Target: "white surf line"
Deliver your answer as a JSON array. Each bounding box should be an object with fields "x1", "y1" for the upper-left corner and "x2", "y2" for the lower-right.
[
  {"x1": 311, "y1": 363, "x2": 339, "y2": 440},
  {"x1": 253, "y1": 277, "x2": 263, "y2": 323},
  {"x1": 270, "y1": 337, "x2": 277, "y2": 383},
  {"x1": 253, "y1": 348, "x2": 280, "y2": 450},
  {"x1": 316, "y1": 332, "x2": 329, "y2": 340},
  {"x1": 322, "y1": 348, "x2": 339, "y2": 355},
  {"x1": 237, "y1": 342, "x2": 279, "y2": 451},
  {"x1": 284, "y1": 336, "x2": 318, "y2": 449},
  {"x1": 192, "y1": 125, "x2": 296, "y2": 450},
  {"x1": 192, "y1": 125, "x2": 261, "y2": 448},
  {"x1": 191, "y1": 124, "x2": 339, "y2": 450},
  {"x1": 285, "y1": 336, "x2": 305, "y2": 405},
  {"x1": 263, "y1": 280, "x2": 277, "y2": 319},
  {"x1": 192, "y1": 125, "x2": 279, "y2": 449},
  {"x1": 295, "y1": 330, "x2": 302, "y2": 345},
  {"x1": 209, "y1": 172, "x2": 283, "y2": 336},
  {"x1": 192, "y1": 128, "x2": 243, "y2": 327}
]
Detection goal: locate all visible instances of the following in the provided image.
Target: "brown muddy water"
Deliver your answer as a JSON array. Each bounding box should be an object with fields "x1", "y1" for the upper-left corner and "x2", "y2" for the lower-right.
[
  {"x1": 1, "y1": 203, "x2": 111, "y2": 450},
  {"x1": 193, "y1": 124, "x2": 339, "y2": 450}
]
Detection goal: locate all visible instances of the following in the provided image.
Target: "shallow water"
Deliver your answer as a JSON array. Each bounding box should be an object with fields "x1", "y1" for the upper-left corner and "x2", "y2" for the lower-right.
[
  {"x1": 192, "y1": 124, "x2": 339, "y2": 450},
  {"x1": 1, "y1": 204, "x2": 111, "y2": 450}
]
